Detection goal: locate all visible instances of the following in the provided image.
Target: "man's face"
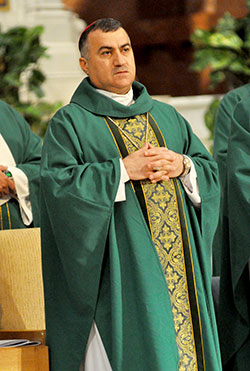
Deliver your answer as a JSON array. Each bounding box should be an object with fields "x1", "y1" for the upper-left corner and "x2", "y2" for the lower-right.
[{"x1": 79, "y1": 27, "x2": 136, "y2": 95}]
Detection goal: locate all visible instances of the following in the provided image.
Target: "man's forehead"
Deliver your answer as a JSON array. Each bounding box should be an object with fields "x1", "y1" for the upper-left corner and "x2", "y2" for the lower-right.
[{"x1": 88, "y1": 28, "x2": 131, "y2": 49}]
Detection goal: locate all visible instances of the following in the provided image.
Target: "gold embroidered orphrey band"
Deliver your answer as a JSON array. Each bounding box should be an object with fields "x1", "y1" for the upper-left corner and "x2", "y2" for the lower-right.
[
  {"x1": 107, "y1": 113, "x2": 149, "y2": 150},
  {"x1": 105, "y1": 113, "x2": 205, "y2": 371}
]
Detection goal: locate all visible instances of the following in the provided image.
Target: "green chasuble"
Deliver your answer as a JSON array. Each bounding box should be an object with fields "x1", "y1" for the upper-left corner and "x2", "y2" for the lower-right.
[
  {"x1": 213, "y1": 84, "x2": 250, "y2": 275},
  {"x1": 40, "y1": 78, "x2": 222, "y2": 371},
  {"x1": 218, "y1": 95, "x2": 250, "y2": 370},
  {"x1": 0, "y1": 99, "x2": 42, "y2": 229}
]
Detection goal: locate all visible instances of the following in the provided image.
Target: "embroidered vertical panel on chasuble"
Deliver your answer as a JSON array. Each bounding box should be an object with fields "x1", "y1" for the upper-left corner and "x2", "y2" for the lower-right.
[{"x1": 105, "y1": 113, "x2": 205, "y2": 371}]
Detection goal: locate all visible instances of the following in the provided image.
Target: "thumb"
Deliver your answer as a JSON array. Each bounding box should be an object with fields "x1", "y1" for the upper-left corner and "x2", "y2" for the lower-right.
[
  {"x1": 144, "y1": 142, "x2": 153, "y2": 150},
  {"x1": 147, "y1": 143, "x2": 154, "y2": 149}
]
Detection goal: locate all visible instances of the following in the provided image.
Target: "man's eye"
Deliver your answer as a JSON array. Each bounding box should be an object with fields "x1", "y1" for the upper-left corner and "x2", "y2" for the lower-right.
[
  {"x1": 102, "y1": 51, "x2": 111, "y2": 55},
  {"x1": 123, "y1": 47, "x2": 130, "y2": 53}
]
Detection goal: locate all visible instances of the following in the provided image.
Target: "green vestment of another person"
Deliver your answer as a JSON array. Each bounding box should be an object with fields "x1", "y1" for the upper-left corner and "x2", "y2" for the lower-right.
[
  {"x1": 218, "y1": 94, "x2": 250, "y2": 370},
  {"x1": 0, "y1": 99, "x2": 42, "y2": 229},
  {"x1": 213, "y1": 84, "x2": 250, "y2": 276},
  {"x1": 40, "y1": 78, "x2": 222, "y2": 371}
]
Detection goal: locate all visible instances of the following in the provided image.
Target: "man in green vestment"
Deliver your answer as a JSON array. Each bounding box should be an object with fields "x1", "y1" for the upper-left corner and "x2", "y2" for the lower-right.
[
  {"x1": 212, "y1": 84, "x2": 250, "y2": 276},
  {"x1": 217, "y1": 93, "x2": 250, "y2": 370},
  {"x1": 0, "y1": 99, "x2": 42, "y2": 229},
  {"x1": 40, "y1": 18, "x2": 222, "y2": 371}
]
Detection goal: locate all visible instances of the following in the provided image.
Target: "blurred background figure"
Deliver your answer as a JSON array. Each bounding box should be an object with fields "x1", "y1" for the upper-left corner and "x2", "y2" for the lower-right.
[
  {"x1": 212, "y1": 83, "x2": 250, "y2": 276},
  {"x1": 0, "y1": 99, "x2": 42, "y2": 229},
  {"x1": 217, "y1": 93, "x2": 250, "y2": 370}
]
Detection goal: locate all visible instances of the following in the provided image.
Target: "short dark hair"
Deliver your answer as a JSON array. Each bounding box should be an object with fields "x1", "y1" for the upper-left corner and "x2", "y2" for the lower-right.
[{"x1": 79, "y1": 18, "x2": 122, "y2": 58}]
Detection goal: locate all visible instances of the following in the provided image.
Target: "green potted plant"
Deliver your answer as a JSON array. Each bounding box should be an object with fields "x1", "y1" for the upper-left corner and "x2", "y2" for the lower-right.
[
  {"x1": 0, "y1": 24, "x2": 61, "y2": 137},
  {"x1": 190, "y1": 0, "x2": 250, "y2": 146}
]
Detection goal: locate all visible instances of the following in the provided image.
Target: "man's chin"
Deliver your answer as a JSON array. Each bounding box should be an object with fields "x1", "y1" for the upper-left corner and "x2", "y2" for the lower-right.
[{"x1": 112, "y1": 78, "x2": 134, "y2": 93}]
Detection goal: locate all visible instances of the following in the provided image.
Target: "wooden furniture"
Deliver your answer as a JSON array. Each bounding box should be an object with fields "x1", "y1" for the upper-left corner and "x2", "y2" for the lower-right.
[
  {"x1": 0, "y1": 345, "x2": 49, "y2": 371},
  {"x1": 0, "y1": 228, "x2": 49, "y2": 370}
]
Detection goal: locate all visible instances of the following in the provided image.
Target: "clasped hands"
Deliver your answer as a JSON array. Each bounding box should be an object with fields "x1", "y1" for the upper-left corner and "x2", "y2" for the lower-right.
[
  {"x1": 0, "y1": 165, "x2": 16, "y2": 197},
  {"x1": 123, "y1": 143, "x2": 184, "y2": 183}
]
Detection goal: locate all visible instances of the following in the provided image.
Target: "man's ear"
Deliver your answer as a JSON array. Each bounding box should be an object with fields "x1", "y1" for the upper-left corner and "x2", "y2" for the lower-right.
[{"x1": 79, "y1": 57, "x2": 89, "y2": 75}]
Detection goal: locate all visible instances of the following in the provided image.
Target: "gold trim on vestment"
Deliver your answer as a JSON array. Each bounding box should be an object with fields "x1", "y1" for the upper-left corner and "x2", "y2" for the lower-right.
[
  {"x1": 172, "y1": 178, "x2": 198, "y2": 370},
  {"x1": 6, "y1": 203, "x2": 11, "y2": 229},
  {"x1": 110, "y1": 114, "x2": 198, "y2": 370},
  {"x1": 0, "y1": 204, "x2": 12, "y2": 230},
  {"x1": 147, "y1": 114, "x2": 168, "y2": 148},
  {"x1": 104, "y1": 116, "x2": 152, "y2": 234},
  {"x1": 176, "y1": 181, "x2": 206, "y2": 370},
  {"x1": 104, "y1": 117, "x2": 136, "y2": 196}
]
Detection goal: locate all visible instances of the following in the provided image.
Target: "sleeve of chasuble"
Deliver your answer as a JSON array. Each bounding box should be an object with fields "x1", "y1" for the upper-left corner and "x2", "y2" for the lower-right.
[
  {"x1": 14, "y1": 115, "x2": 42, "y2": 227},
  {"x1": 40, "y1": 108, "x2": 121, "y2": 311},
  {"x1": 0, "y1": 102, "x2": 42, "y2": 226}
]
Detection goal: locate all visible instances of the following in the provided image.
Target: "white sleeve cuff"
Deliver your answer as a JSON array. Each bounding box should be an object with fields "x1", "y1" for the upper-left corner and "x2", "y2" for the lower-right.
[
  {"x1": 179, "y1": 157, "x2": 201, "y2": 208},
  {"x1": 8, "y1": 166, "x2": 33, "y2": 225},
  {"x1": 114, "y1": 159, "x2": 129, "y2": 202}
]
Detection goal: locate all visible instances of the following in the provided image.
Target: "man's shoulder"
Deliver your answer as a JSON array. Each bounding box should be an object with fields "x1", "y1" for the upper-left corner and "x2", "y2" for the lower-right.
[
  {"x1": 48, "y1": 102, "x2": 96, "y2": 136},
  {"x1": 0, "y1": 99, "x2": 8, "y2": 109},
  {"x1": 151, "y1": 99, "x2": 184, "y2": 124},
  {"x1": 151, "y1": 98, "x2": 177, "y2": 113},
  {"x1": 0, "y1": 99, "x2": 29, "y2": 130},
  {"x1": 52, "y1": 102, "x2": 89, "y2": 119},
  {"x1": 0, "y1": 99, "x2": 18, "y2": 116}
]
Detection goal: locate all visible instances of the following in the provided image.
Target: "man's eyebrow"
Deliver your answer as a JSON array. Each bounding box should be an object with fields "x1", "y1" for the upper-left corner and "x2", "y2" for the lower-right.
[
  {"x1": 121, "y1": 43, "x2": 131, "y2": 49},
  {"x1": 98, "y1": 46, "x2": 113, "y2": 52},
  {"x1": 98, "y1": 43, "x2": 131, "y2": 53}
]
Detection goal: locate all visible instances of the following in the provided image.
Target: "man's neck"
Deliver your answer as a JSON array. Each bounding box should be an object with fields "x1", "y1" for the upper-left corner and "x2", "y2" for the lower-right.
[{"x1": 96, "y1": 87, "x2": 134, "y2": 106}]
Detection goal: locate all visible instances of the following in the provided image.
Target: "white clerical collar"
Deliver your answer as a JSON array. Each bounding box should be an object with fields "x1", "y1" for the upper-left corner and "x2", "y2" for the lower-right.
[{"x1": 96, "y1": 87, "x2": 134, "y2": 106}]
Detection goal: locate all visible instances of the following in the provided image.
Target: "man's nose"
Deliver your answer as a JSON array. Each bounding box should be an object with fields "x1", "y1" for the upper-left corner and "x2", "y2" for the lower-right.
[{"x1": 113, "y1": 51, "x2": 126, "y2": 65}]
